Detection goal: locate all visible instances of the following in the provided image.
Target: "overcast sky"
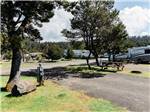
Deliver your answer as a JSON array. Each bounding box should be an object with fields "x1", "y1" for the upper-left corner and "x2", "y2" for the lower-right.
[{"x1": 38, "y1": 0, "x2": 150, "y2": 42}]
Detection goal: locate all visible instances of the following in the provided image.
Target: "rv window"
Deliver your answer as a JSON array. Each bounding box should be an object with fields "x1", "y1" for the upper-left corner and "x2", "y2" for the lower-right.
[{"x1": 145, "y1": 49, "x2": 150, "y2": 54}]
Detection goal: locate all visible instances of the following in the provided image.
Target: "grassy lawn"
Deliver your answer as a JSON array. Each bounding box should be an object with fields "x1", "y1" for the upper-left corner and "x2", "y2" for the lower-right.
[{"x1": 0, "y1": 76, "x2": 127, "y2": 112}]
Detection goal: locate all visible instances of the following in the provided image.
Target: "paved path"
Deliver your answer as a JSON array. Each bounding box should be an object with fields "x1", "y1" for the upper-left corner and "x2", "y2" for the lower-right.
[{"x1": 58, "y1": 74, "x2": 150, "y2": 112}]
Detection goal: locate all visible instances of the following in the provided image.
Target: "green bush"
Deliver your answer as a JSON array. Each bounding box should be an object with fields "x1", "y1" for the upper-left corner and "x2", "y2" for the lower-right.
[
  {"x1": 65, "y1": 48, "x2": 74, "y2": 59},
  {"x1": 4, "y1": 51, "x2": 12, "y2": 60},
  {"x1": 45, "y1": 44, "x2": 63, "y2": 61}
]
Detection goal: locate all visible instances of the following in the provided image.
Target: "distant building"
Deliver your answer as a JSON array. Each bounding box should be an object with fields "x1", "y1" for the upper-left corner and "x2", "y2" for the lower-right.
[
  {"x1": 64, "y1": 49, "x2": 93, "y2": 58},
  {"x1": 29, "y1": 52, "x2": 43, "y2": 57}
]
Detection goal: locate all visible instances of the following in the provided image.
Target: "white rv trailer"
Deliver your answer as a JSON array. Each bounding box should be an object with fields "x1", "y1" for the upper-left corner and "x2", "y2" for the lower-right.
[
  {"x1": 64, "y1": 49, "x2": 94, "y2": 58},
  {"x1": 114, "y1": 45, "x2": 150, "y2": 63},
  {"x1": 127, "y1": 45, "x2": 150, "y2": 63}
]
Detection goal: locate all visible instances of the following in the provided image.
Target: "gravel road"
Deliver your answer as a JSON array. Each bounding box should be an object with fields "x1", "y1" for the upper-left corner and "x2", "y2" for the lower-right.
[{"x1": 58, "y1": 74, "x2": 150, "y2": 112}]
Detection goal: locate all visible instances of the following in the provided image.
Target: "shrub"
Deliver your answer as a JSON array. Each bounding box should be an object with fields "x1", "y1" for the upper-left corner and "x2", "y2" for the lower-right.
[
  {"x1": 65, "y1": 48, "x2": 74, "y2": 59},
  {"x1": 45, "y1": 44, "x2": 63, "y2": 61},
  {"x1": 3, "y1": 51, "x2": 12, "y2": 60}
]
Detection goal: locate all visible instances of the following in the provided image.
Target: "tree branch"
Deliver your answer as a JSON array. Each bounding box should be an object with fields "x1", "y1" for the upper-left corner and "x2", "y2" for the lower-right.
[{"x1": 14, "y1": 12, "x2": 23, "y2": 27}]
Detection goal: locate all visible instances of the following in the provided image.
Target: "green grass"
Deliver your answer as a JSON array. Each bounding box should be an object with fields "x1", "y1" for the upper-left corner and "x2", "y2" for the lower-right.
[{"x1": 0, "y1": 76, "x2": 127, "y2": 112}]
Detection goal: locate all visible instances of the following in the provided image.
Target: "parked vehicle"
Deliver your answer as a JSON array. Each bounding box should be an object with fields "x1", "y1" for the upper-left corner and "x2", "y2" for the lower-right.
[
  {"x1": 99, "y1": 57, "x2": 109, "y2": 66},
  {"x1": 115, "y1": 53, "x2": 128, "y2": 62}
]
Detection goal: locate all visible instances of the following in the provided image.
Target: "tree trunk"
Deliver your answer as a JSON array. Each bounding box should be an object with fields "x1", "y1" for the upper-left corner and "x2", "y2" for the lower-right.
[
  {"x1": 6, "y1": 46, "x2": 22, "y2": 91},
  {"x1": 90, "y1": 49, "x2": 100, "y2": 66},
  {"x1": 95, "y1": 56, "x2": 99, "y2": 66},
  {"x1": 91, "y1": 51, "x2": 100, "y2": 66},
  {"x1": 86, "y1": 51, "x2": 91, "y2": 69},
  {"x1": 112, "y1": 54, "x2": 115, "y2": 62},
  {"x1": 22, "y1": 52, "x2": 25, "y2": 62},
  {"x1": 108, "y1": 52, "x2": 111, "y2": 62}
]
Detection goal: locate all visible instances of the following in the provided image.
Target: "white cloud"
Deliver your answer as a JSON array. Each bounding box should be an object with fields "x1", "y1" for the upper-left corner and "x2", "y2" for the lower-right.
[
  {"x1": 119, "y1": 6, "x2": 150, "y2": 36},
  {"x1": 140, "y1": 31, "x2": 150, "y2": 36},
  {"x1": 39, "y1": 6, "x2": 150, "y2": 42},
  {"x1": 39, "y1": 8, "x2": 73, "y2": 42}
]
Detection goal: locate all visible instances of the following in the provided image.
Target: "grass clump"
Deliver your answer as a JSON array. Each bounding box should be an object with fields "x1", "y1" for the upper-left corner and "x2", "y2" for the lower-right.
[{"x1": 0, "y1": 76, "x2": 127, "y2": 112}]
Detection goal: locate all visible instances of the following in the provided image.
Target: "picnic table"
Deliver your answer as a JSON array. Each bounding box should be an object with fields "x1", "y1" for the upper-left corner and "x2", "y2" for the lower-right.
[{"x1": 100, "y1": 61, "x2": 125, "y2": 71}]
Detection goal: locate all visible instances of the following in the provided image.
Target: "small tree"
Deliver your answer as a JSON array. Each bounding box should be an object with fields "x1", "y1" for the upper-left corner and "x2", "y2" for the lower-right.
[{"x1": 106, "y1": 22, "x2": 128, "y2": 62}]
